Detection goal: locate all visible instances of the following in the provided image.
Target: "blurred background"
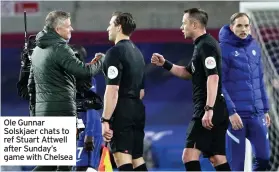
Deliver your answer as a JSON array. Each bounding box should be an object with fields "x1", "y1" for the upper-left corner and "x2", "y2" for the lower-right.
[{"x1": 1, "y1": 1, "x2": 278, "y2": 171}]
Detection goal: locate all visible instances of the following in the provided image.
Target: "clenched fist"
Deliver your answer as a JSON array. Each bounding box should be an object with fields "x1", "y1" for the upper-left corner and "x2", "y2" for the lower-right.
[{"x1": 151, "y1": 53, "x2": 165, "y2": 66}]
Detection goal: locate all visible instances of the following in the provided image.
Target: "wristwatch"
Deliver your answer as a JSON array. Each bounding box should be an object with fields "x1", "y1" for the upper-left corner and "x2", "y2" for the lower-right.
[
  {"x1": 101, "y1": 117, "x2": 111, "y2": 123},
  {"x1": 204, "y1": 105, "x2": 214, "y2": 111}
]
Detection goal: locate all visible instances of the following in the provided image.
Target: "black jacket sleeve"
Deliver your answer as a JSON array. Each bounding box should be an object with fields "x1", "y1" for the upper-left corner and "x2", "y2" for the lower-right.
[
  {"x1": 28, "y1": 65, "x2": 36, "y2": 116},
  {"x1": 16, "y1": 52, "x2": 31, "y2": 100}
]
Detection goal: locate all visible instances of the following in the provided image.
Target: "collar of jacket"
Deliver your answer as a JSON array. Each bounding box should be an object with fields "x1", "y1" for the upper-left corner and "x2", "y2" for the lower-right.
[
  {"x1": 43, "y1": 26, "x2": 68, "y2": 43},
  {"x1": 35, "y1": 26, "x2": 68, "y2": 48}
]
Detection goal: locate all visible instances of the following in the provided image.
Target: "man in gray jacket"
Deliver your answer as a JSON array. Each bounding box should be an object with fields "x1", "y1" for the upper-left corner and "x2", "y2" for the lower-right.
[
  {"x1": 29, "y1": 10, "x2": 104, "y2": 171},
  {"x1": 28, "y1": 10, "x2": 104, "y2": 118}
]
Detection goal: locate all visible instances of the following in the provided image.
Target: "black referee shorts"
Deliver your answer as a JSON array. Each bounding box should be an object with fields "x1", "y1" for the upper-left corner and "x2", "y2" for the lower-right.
[
  {"x1": 110, "y1": 98, "x2": 146, "y2": 159},
  {"x1": 185, "y1": 97, "x2": 229, "y2": 158}
]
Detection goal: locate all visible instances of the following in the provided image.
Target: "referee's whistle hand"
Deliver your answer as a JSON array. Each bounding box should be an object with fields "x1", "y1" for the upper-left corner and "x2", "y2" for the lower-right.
[
  {"x1": 151, "y1": 53, "x2": 165, "y2": 66},
  {"x1": 202, "y1": 111, "x2": 214, "y2": 130},
  {"x1": 229, "y1": 113, "x2": 244, "y2": 130}
]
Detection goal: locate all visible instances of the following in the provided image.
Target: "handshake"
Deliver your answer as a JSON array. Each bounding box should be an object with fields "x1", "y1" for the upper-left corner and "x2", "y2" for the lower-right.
[{"x1": 89, "y1": 52, "x2": 106, "y2": 64}]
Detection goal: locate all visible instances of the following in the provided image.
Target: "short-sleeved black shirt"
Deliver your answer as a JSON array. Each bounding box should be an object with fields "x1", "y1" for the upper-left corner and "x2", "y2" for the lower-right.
[
  {"x1": 103, "y1": 39, "x2": 145, "y2": 99},
  {"x1": 185, "y1": 34, "x2": 223, "y2": 116}
]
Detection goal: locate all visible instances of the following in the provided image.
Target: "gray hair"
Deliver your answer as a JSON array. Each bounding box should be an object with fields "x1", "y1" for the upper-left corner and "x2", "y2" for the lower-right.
[{"x1": 45, "y1": 10, "x2": 70, "y2": 29}]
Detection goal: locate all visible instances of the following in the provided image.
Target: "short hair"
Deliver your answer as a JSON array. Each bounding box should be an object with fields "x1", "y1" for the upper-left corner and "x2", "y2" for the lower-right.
[
  {"x1": 112, "y1": 11, "x2": 136, "y2": 36},
  {"x1": 45, "y1": 10, "x2": 70, "y2": 29},
  {"x1": 184, "y1": 8, "x2": 208, "y2": 27},
  {"x1": 230, "y1": 12, "x2": 250, "y2": 25}
]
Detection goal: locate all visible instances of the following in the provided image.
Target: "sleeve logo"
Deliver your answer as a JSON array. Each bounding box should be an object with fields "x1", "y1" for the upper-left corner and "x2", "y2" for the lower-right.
[
  {"x1": 107, "y1": 66, "x2": 118, "y2": 79},
  {"x1": 252, "y1": 50, "x2": 256, "y2": 56},
  {"x1": 205, "y1": 56, "x2": 216, "y2": 69}
]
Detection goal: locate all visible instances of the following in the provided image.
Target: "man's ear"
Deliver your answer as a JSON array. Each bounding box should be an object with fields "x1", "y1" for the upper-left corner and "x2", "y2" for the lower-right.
[
  {"x1": 55, "y1": 27, "x2": 59, "y2": 33},
  {"x1": 117, "y1": 25, "x2": 121, "y2": 32},
  {"x1": 229, "y1": 24, "x2": 233, "y2": 32},
  {"x1": 193, "y1": 21, "x2": 198, "y2": 29}
]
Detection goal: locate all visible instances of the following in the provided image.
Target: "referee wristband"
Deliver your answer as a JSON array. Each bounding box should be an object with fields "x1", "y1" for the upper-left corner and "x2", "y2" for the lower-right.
[{"x1": 163, "y1": 60, "x2": 173, "y2": 71}]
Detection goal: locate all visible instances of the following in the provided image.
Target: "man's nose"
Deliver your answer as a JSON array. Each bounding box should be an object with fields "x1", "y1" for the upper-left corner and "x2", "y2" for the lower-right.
[{"x1": 241, "y1": 26, "x2": 246, "y2": 32}]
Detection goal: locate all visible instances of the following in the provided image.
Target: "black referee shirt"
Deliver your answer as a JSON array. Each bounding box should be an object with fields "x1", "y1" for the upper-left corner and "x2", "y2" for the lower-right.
[
  {"x1": 186, "y1": 34, "x2": 223, "y2": 116},
  {"x1": 103, "y1": 39, "x2": 145, "y2": 99}
]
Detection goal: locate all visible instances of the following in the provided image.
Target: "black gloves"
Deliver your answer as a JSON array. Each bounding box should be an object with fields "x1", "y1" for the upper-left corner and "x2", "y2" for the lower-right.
[{"x1": 84, "y1": 135, "x2": 94, "y2": 151}]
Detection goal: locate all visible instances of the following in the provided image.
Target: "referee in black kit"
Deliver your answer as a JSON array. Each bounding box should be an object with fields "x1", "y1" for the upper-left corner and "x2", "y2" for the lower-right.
[
  {"x1": 151, "y1": 8, "x2": 231, "y2": 171},
  {"x1": 101, "y1": 12, "x2": 147, "y2": 171}
]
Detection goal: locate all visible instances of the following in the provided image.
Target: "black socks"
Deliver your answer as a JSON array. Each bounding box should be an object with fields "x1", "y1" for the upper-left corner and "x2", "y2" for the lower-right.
[
  {"x1": 118, "y1": 163, "x2": 133, "y2": 171},
  {"x1": 215, "y1": 162, "x2": 231, "y2": 171},
  {"x1": 184, "y1": 161, "x2": 201, "y2": 171},
  {"x1": 134, "y1": 163, "x2": 148, "y2": 171}
]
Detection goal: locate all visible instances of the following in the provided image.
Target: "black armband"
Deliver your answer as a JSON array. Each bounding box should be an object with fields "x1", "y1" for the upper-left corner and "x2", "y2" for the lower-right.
[{"x1": 163, "y1": 60, "x2": 173, "y2": 71}]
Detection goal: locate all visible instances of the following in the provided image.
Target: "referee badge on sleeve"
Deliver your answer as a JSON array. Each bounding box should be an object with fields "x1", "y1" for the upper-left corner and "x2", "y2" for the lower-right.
[
  {"x1": 107, "y1": 66, "x2": 118, "y2": 79},
  {"x1": 205, "y1": 57, "x2": 216, "y2": 69}
]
